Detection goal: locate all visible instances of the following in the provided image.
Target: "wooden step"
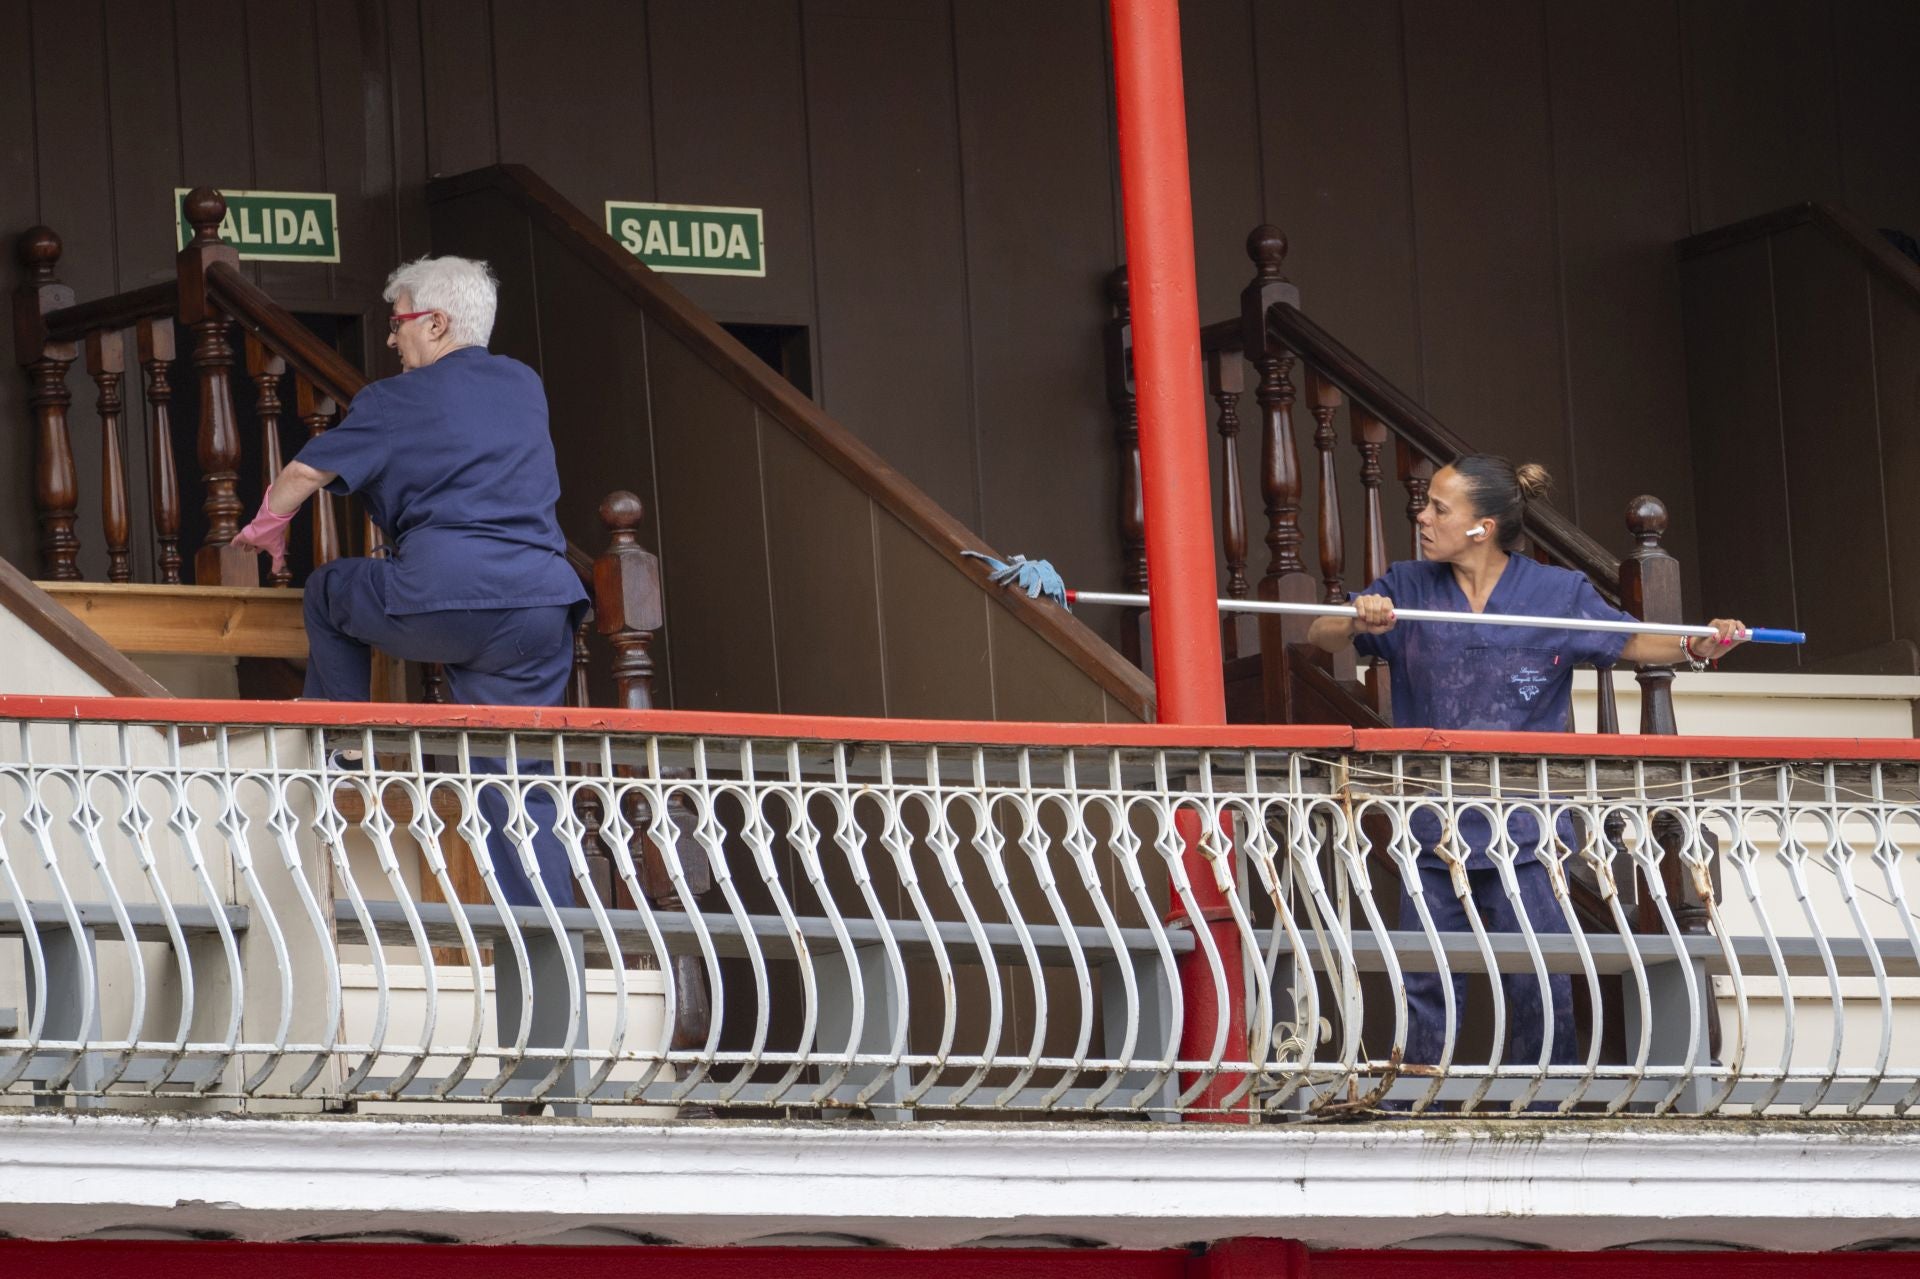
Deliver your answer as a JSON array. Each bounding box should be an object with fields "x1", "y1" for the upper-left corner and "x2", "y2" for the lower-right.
[{"x1": 35, "y1": 581, "x2": 307, "y2": 659}]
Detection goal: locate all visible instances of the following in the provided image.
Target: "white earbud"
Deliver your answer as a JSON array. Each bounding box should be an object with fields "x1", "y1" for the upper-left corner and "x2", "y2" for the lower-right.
[{"x1": 1466, "y1": 526, "x2": 1488, "y2": 540}]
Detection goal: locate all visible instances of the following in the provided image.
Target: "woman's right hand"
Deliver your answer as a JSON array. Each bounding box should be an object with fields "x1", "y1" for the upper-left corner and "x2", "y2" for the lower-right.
[{"x1": 1353, "y1": 594, "x2": 1397, "y2": 634}]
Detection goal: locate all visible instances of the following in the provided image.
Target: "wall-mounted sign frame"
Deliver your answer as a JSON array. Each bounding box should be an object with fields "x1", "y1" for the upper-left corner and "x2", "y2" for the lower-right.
[
  {"x1": 605, "y1": 201, "x2": 765, "y2": 277},
  {"x1": 174, "y1": 188, "x2": 340, "y2": 263}
]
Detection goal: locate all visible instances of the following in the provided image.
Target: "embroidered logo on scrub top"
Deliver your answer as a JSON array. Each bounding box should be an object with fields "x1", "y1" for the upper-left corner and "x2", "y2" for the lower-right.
[{"x1": 1511, "y1": 663, "x2": 1552, "y2": 703}]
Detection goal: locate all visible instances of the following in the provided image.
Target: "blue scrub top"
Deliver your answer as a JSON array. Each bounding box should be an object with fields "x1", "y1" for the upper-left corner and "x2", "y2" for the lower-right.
[
  {"x1": 295, "y1": 347, "x2": 588, "y2": 616},
  {"x1": 1354, "y1": 555, "x2": 1637, "y2": 862}
]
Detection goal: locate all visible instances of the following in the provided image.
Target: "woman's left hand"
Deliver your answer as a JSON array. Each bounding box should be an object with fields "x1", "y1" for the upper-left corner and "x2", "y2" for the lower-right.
[{"x1": 1692, "y1": 619, "x2": 1747, "y2": 661}]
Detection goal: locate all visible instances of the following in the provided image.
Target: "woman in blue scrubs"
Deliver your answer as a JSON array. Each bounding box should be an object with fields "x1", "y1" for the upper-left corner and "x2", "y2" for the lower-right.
[
  {"x1": 232, "y1": 256, "x2": 588, "y2": 909},
  {"x1": 1308, "y1": 455, "x2": 1746, "y2": 1072}
]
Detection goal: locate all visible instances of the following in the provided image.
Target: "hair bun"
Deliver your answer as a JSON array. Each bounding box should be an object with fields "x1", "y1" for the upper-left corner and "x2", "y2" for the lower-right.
[{"x1": 1514, "y1": 462, "x2": 1552, "y2": 500}]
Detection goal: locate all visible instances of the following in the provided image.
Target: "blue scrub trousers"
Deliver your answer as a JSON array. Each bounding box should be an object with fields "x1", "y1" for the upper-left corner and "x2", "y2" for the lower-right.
[
  {"x1": 303, "y1": 557, "x2": 578, "y2": 908},
  {"x1": 1398, "y1": 857, "x2": 1576, "y2": 1068}
]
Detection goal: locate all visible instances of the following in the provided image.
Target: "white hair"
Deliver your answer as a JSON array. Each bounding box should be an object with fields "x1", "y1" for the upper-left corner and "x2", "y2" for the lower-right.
[{"x1": 382, "y1": 256, "x2": 499, "y2": 347}]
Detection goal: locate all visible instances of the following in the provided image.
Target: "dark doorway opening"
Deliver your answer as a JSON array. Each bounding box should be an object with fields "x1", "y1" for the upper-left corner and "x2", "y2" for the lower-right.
[{"x1": 721, "y1": 323, "x2": 812, "y2": 399}]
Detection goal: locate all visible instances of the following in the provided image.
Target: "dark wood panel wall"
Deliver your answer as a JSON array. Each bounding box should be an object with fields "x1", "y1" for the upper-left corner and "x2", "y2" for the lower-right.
[{"x1": 6, "y1": 0, "x2": 1919, "y2": 645}]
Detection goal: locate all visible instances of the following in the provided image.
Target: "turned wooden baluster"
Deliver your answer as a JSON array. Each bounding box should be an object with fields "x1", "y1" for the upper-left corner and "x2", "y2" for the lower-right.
[
  {"x1": 567, "y1": 612, "x2": 593, "y2": 708},
  {"x1": 1105, "y1": 267, "x2": 1148, "y2": 666},
  {"x1": 1208, "y1": 345, "x2": 1251, "y2": 659},
  {"x1": 420, "y1": 664, "x2": 449, "y2": 703},
  {"x1": 1395, "y1": 439, "x2": 1434, "y2": 561},
  {"x1": 294, "y1": 377, "x2": 342, "y2": 567},
  {"x1": 87, "y1": 329, "x2": 131, "y2": 583},
  {"x1": 246, "y1": 335, "x2": 291, "y2": 587},
  {"x1": 1306, "y1": 370, "x2": 1346, "y2": 605},
  {"x1": 1241, "y1": 226, "x2": 1316, "y2": 720},
  {"x1": 177, "y1": 188, "x2": 255, "y2": 586},
  {"x1": 596, "y1": 490, "x2": 710, "y2": 1046},
  {"x1": 15, "y1": 228, "x2": 80, "y2": 580},
  {"x1": 1351, "y1": 406, "x2": 1392, "y2": 718},
  {"x1": 138, "y1": 317, "x2": 183, "y2": 584}
]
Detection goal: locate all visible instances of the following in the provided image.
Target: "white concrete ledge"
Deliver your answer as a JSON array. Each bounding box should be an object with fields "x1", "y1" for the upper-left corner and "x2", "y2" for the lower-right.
[{"x1": 2, "y1": 1115, "x2": 1919, "y2": 1251}]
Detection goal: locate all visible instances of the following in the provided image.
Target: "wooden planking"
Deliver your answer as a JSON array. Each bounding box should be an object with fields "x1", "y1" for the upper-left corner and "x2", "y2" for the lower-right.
[
  {"x1": 873, "y1": 509, "x2": 995, "y2": 721},
  {"x1": 647, "y1": 0, "x2": 814, "y2": 325},
  {"x1": 1770, "y1": 222, "x2": 1892, "y2": 666},
  {"x1": 759, "y1": 419, "x2": 887, "y2": 717},
  {"x1": 1681, "y1": 0, "x2": 1842, "y2": 232},
  {"x1": 35, "y1": 581, "x2": 307, "y2": 658},
  {"x1": 30, "y1": 0, "x2": 119, "y2": 583},
  {"x1": 246, "y1": 0, "x2": 332, "y2": 302},
  {"x1": 953, "y1": 0, "x2": 1119, "y2": 629},
  {"x1": 1678, "y1": 238, "x2": 1797, "y2": 671},
  {"x1": 173, "y1": 0, "x2": 255, "y2": 195},
  {"x1": 0, "y1": 0, "x2": 38, "y2": 571},
  {"x1": 801, "y1": 1, "x2": 976, "y2": 524},
  {"x1": 643, "y1": 324, "x2": 778, "y2": 711},
  {"x1": 383, "y1": 0, "x2": 434, "y2": 259},
  {"x1": 1179, "y1": 0, "x2": 1263, "y2": 321},
  {"x1": 492, "y1": 0, "x2": 652, "y2": 220},
  {"x1": 1401, "y1": 0, "x2": 1569, "y2": 485},
  {"x1": 987, "y1": 601, "x2": 1107, "y2": 724},
  {"x1": 316, "y1": 1, "x2": 394, "y2": 304},
  {"x1": 1544, "y1": 0, "x2": 1699, "y2": 598},
  {"x1": 418, "y1": 0, "x2": 498, "y2": 181},
  {"x1": 430, "y1": 189, "x2": 544, "y2": 373},
  {"x1": 1873, "y1": 274, "x2": 1920, "y2": 646},
  {"x1": 1833, "y1": 0, "x2": 1920, "y2": 237}
]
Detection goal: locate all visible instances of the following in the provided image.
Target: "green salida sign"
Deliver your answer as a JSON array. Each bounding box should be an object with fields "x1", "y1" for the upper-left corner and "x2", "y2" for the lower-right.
[
  {"x1": 605, "y1": 201, "x2": 765, "y2": 277},
  {"x1": 174, "y1": 188, "x2": 340, "y2": 263}
]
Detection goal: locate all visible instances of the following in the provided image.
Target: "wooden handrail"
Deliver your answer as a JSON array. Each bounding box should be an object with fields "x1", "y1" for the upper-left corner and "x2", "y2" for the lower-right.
[
  {"x1": 1262, "y1": 301, "x2": 1623, "y2": 601},
  {"x1": 429, "y1": 164, "x2": 1156, "y2": 720},
  {"x1": 42, "y1": 281, "x2": 177, "y2": 344},
  {"x1": 1679, "y1": 201, "x2": 1920, "y2": 310},
  {"x1": 206, "y1": 262, "x2": 364, "y2": 405}
]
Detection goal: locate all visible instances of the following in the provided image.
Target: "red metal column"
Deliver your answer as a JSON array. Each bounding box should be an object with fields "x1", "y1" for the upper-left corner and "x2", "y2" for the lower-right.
[{"x1": 1109, "y1": 0, "x2": 1246, "y2": 1118}]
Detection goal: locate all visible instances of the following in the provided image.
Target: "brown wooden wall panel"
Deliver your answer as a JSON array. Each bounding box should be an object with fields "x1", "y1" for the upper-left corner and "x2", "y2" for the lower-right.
[
  {"x1": 0, "y1": 2, "x2": 39, "y2": 569},
  {"x1": 1179, "y1": 0, "x2": 1264, "y2": 322},
  {"x1": 759, "y1": 421, "x2": 887, "y2": 717},
  {"x1": 492, "y1": 1, "x2": 652, "y2": 223},
  {"x1": 647, "y1": 0, "x2": 814, "y2": 326},
  {"x1": 1682, "y1": 0, "x2": 1843, "y2": 233},
  {"x1": 988, "y1": 604, "x2": 1106, "y2": 724},
  {"x1": 954, "y1": 0, "x2": 1119, "y2": 639},
  {"x1": 1545, "y1": 0, "x2": 1700, "y2": 599},
  {"x1": 419, "y1": 0, "x2": 498, "y2": 181},
  {"x1": 1834, "y1": 3, "x2": 1920, "y2": 240},
  {"x1": 801, "y1": 3, "x2": 977, "y2": 526},
  {"x1": 873, "y1": 510, "x2": 995, "y2": 721},
  {"x1": 1873, "y1": 274, "x2": 1920, "y2": 645},
  {"x1": 1680, "y1": 240, "x2": 1797, "y2": 671},
  {"x1": 247, "y1": 0, "x2": 331, "y2": 301},
  {"x1": 644, "y1": 330, "x2": 779, "y2": 711},
  {"x1": 1402, "y1": 0, "x2": 1569, "y2": 484},
  {"x1": 1770, "y1": 223, "x2": 1892, "y2": 665}
]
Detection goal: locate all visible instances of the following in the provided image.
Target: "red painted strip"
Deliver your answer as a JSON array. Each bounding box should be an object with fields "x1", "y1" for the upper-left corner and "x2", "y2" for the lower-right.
[
  {"x1": 8, "y1": 1240, "x2": 1920, "y2": 1278},
  {"x1": 0, "y1": 693, "x2": 1916, "y2": 762},
  {"x1": 1, "y1": 694, "x2": 1917, "y2": 762}
]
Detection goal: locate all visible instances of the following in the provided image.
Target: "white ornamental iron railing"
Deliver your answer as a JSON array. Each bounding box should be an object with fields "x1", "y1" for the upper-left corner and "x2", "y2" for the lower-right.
[{"x1": 1, "y1": 698, "x2": 1918, "y2": 1119}]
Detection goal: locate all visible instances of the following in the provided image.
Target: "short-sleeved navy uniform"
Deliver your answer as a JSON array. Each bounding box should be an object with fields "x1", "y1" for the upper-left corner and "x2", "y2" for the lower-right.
[
  {"x1": 1354, "y1": 554, "x2": 1636, "y2": 1069},
  {"x1": 296, "y1": 347, "x2": 588, "y2": 907}
]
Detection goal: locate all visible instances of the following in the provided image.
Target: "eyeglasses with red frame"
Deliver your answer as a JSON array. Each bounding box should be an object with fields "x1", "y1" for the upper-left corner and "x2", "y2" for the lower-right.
[{"x1": 387, "y1": 310, "x2": 436, "y2": 334}]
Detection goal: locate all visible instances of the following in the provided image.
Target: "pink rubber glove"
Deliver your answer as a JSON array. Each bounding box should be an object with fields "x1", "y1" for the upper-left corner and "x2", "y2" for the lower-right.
[{"x1": 232, "y1": 494, "x2": 294, "y2": 574}]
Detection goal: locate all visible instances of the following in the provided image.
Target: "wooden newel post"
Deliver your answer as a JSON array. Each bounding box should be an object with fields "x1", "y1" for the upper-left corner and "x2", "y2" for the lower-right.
[
  {"x1": 177, "y1": 187, "x2": 255, "y2": 587},
  {"x1": 594, "y1": 490, "x2": 664, "y2": 709},
  {"x1": 594, "y1": 489, "x2": 710, "y2": 1048},
  {"x1": 1620, "y1": 495, "x2": 1681, "y2": 736},
  {"x1": 15, "y1": 227, "x2": 80, "y2": 580},
  {"x1": 1619, "y1": 493, "x2": 1701, "y2": 932},
  {"x1": 1104, "y1": 266, "x2": 1149, "y2": 667}
]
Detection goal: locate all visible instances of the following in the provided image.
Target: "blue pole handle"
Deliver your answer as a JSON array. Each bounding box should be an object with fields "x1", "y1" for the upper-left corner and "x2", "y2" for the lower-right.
[{"x1": 1745, "y1": 627, "x2": 1806, "y2": 645}]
